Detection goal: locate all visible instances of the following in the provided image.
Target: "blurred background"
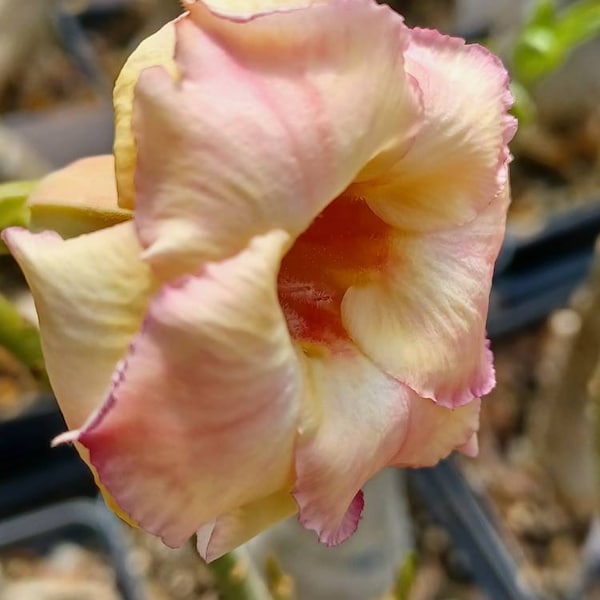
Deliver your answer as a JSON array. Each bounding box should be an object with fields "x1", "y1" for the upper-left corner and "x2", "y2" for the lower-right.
[{"x1": 0, "y1": 0, "x2": 600, "y2": 599}]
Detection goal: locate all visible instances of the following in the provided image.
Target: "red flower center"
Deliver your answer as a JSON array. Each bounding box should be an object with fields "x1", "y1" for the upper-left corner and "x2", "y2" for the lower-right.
[{"x1": 278, "y1": 194, "x2": 392, "y2": 351}]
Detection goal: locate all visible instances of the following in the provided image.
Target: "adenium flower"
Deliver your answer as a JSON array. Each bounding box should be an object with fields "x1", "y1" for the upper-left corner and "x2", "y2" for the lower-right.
[{"x1": 3, "y1": 0, "x2": 516, "y2": 561}]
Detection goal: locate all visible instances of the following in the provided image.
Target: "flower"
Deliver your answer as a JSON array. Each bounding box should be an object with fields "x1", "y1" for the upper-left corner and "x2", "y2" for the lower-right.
[{"x1": 2, "y1": 0, "x2": 516, "y2": 561}]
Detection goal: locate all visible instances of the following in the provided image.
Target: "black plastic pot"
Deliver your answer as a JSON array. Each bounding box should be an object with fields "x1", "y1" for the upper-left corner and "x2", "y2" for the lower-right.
[
  {"x1": 409, "y1": 459, "x2": 537, "y2": 600},
  {"x1": 0, "y1": 498, "x2": 146, "y2": 600},
  {"x1": 0, "y1": 395, "x2": 65, "y2": 475},
  {"x1": 489, "y1": 201, "x2": 600, "y2": 337},
  {"x1": 0, "y1": 395, "x2": 96, "y2": 517}
]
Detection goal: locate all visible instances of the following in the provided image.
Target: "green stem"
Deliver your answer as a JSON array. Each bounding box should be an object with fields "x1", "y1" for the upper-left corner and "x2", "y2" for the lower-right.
[
  {"x1": 0, "y1": 179, "x2": 35, "y2": 254},
  {"x1": 264, "y1": 554, "x2": 295, "y2": 600},
  {"x1": 0, "y1": 292, "x2": 47, "y2": 384},
  {"x1": 210, "y1": 549, "x2": 274, "y2": 600},
  {"x1": 391, "y1": 551, "x2": 418, "y2": 600}
]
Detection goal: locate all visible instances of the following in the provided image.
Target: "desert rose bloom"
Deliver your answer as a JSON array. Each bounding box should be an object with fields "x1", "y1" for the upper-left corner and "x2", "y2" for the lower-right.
[{"x1": 3, "y1": 0, "x2": 515, "y2": 561}]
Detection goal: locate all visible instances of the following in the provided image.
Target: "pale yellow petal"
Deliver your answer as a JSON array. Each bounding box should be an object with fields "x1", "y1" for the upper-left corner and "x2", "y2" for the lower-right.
[
  {"x1": 185, "y1": 0, "x2": 318, "y2": 21},
  {"x1": 354, "y1": 28, "x2": 516, "y2": 233},
  {"x1": 27, "y1": 156, "x2": 131, "y2": 238},
  {"x1": 74, "y1": 231, "x2": 302, "y2": 548},
  {"x1": 131, "y1": 2, "x2": 420, "y2": 277},
  {"x1": 2, "y1": 222, "x2": 155, "y2": 428},
  {"x1": 342, "y1": 185, "x2": 509, "y2": 408},
  {"x1": 196, "y1": 491, "x2": 297, "y2": 562},
  {"x1": 113, "y1": 21, "x2": 179, "y2": 209}
]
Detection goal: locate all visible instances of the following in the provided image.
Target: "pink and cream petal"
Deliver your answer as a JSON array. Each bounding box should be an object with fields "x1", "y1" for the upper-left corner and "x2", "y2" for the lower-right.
[
  {"x1": 342, "y1": 185, "x2": 509, "y2": 408},
  {"x1": 292, "y1": 345, "x2": 414, "y2": 546},
  {"x1": 197, "y1": 490, "x2": 297, "y2": 562},
  {"x1": 28, "y1": 156, "x2": 131, "y2": 238},
  {"x1": 132, "y1": 1, "x2": 421, "y2": 277},
  {"x1": 391, "y1": 397, "x2": 481, "y2": 467},
  {"x1": 76, "y1": 231, "x2": 302, "y2": 548},
  {"x1": 355, "y1": 28, "x2": 516, "y2": 233},
  {"x1": 456, "y1": 432, "x2": 480, "y2": 458},
  {"x1": 113, "y1": 21, "x2": 179, "y2": 209},
  {"x1": 185, "y1": 0, "x2": 317, "y2": 22},
  {"x1": 292, "y1": 344, "x2": 481, "y2": 545},
  {"x1": 1, "y1": 222, "x2": 154, "y2": 429}
]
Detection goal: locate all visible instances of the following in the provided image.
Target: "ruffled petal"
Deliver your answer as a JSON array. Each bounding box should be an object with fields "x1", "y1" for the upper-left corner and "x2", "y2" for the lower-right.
[
  {"x1": 132, "y1": 1, "x2": 420, "y2": 277},
  {"x1": 456, "y1": 432, "x2": 479, "y2": 458},
  {"x1": 197, "y1": 490, "x2": 297, "y2": 562},
  {"x1": 28, "y1": 156, "x2": 131, "y2": 238},
  {"x1": 342, "y1": 184, "x2": 509, "y2": 408},
  {"x1": 186, "y1": 0, "x2": 315, "y2": 21},
  {"x1": 2, "y1": 222, "x2": 154, "y2": 429},
  {"x1": 355, "y1": 28, "x2": 516, "y2": 233},
  {"x1": 293, "y1": 343, "x2": 479, "y2": 544},
  {"x1": 113, "y1": 21, "x2": 179, "y2": 209},
  {"x1": 292, "y1": 345, "x2": 413, "y2": 546},
  {"x1": 75, "y1": 231, "x2": 302, "y2": 548},
  {"x1": 391, "y1": 397, "x2": 480, "y2": 467}
]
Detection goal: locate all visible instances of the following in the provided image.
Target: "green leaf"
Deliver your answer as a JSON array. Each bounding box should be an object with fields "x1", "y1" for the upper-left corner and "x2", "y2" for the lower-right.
[
  {"x1": 557, "y1": 0, "x2": 600, "y2": 48},
  {"x1": 513, "y1": 0, "x2": 600, "y2": 86},
  {"x1": 210, "y1": 549, "x2": 274, "y2": 600},
  {"x1": 509, "y1": 80, "x2": 537, "y2": 124},
  {"x1": 0, "y1": 292, "x2": 47, "y2": 384},
  {"x1": 264, "y1": 555, "x2": 295, "y2": 600},
  {"x1": 392, "y1": 552, "x2": 418, "y2": 600},
  {"x1": 0, "y1": 180, "x2": 36, "y2": 254}
]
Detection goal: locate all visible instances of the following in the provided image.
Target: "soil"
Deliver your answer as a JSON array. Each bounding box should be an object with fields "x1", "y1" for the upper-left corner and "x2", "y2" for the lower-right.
[
  {"x1": 0, "y1": 541, "x2": 122, "y2": 600},
  {"x1": 409, "y1": 325, "x2": 594, "y2": 600}
]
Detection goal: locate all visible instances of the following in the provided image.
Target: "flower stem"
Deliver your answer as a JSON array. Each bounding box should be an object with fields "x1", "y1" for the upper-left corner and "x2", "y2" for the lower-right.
[
  {"x1": 264, "y1": 554, "x2": 296, "y2": 600},
  {"x1": 209, "y1": 549, "x2": 274, "y2": 600},
  {"x1": 0, "y1": 292, "x2": 47, "y2": 384},
  {"x1": 0, "y1": 180, "x2": 35, "y2": 254}
]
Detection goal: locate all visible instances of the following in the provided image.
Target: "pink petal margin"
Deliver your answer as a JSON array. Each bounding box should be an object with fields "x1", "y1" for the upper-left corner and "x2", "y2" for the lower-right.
[
  {"x1": 131, "y1": 0, "x2": 421, "y2": 278},
  {"x1": 297, "y1": 490, "x2": 365, "y2": 548},
  {"x1": 68, "y1": 231, "x2": 301, "y2": 548},
  {"x1": 291, "y1": 343, "x2": 480, "y2": 545}
]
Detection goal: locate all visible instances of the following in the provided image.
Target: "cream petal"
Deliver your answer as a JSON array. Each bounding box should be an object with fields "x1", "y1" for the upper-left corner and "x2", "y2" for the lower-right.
[
  {"x1": 185, "y1": 0, "x2": 317, "y2": 21},
  {"x1": 196, "y1": 490, "x2": 297, "y2": 562},
  {"x1": 75, "y1": 231, "x2": 302, "y2": 548},
  {"x1": 456, "y1": 432, "x2": 479, "y2": 458},
  {"x1": 28, "y1": 156, "x2": 131, "y2": 238},
  {"x1": 355, "y1": 27, "x2": 516, "y2": 232},
  {"x1": 2, "y1": 222, "x2": 154, "y2": 429},
  {"x1": 113, "y1": 21, "x2": 179, "y2": 209},
  {"x1": 391, "y1": 397, "x2": 481, "y2": 467},
  {"x1": 293, "y1": 344, "x2": 480, "y2": 545},
  {"x1": 132, "y1": 2, "x2": 420, "y2": 277},
  {"x1": 342, "y1": 184, "x2": 510, "y2": 408},
  {"x1": 292, "y1": 345, "x2": 410, "y2": 546}
]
